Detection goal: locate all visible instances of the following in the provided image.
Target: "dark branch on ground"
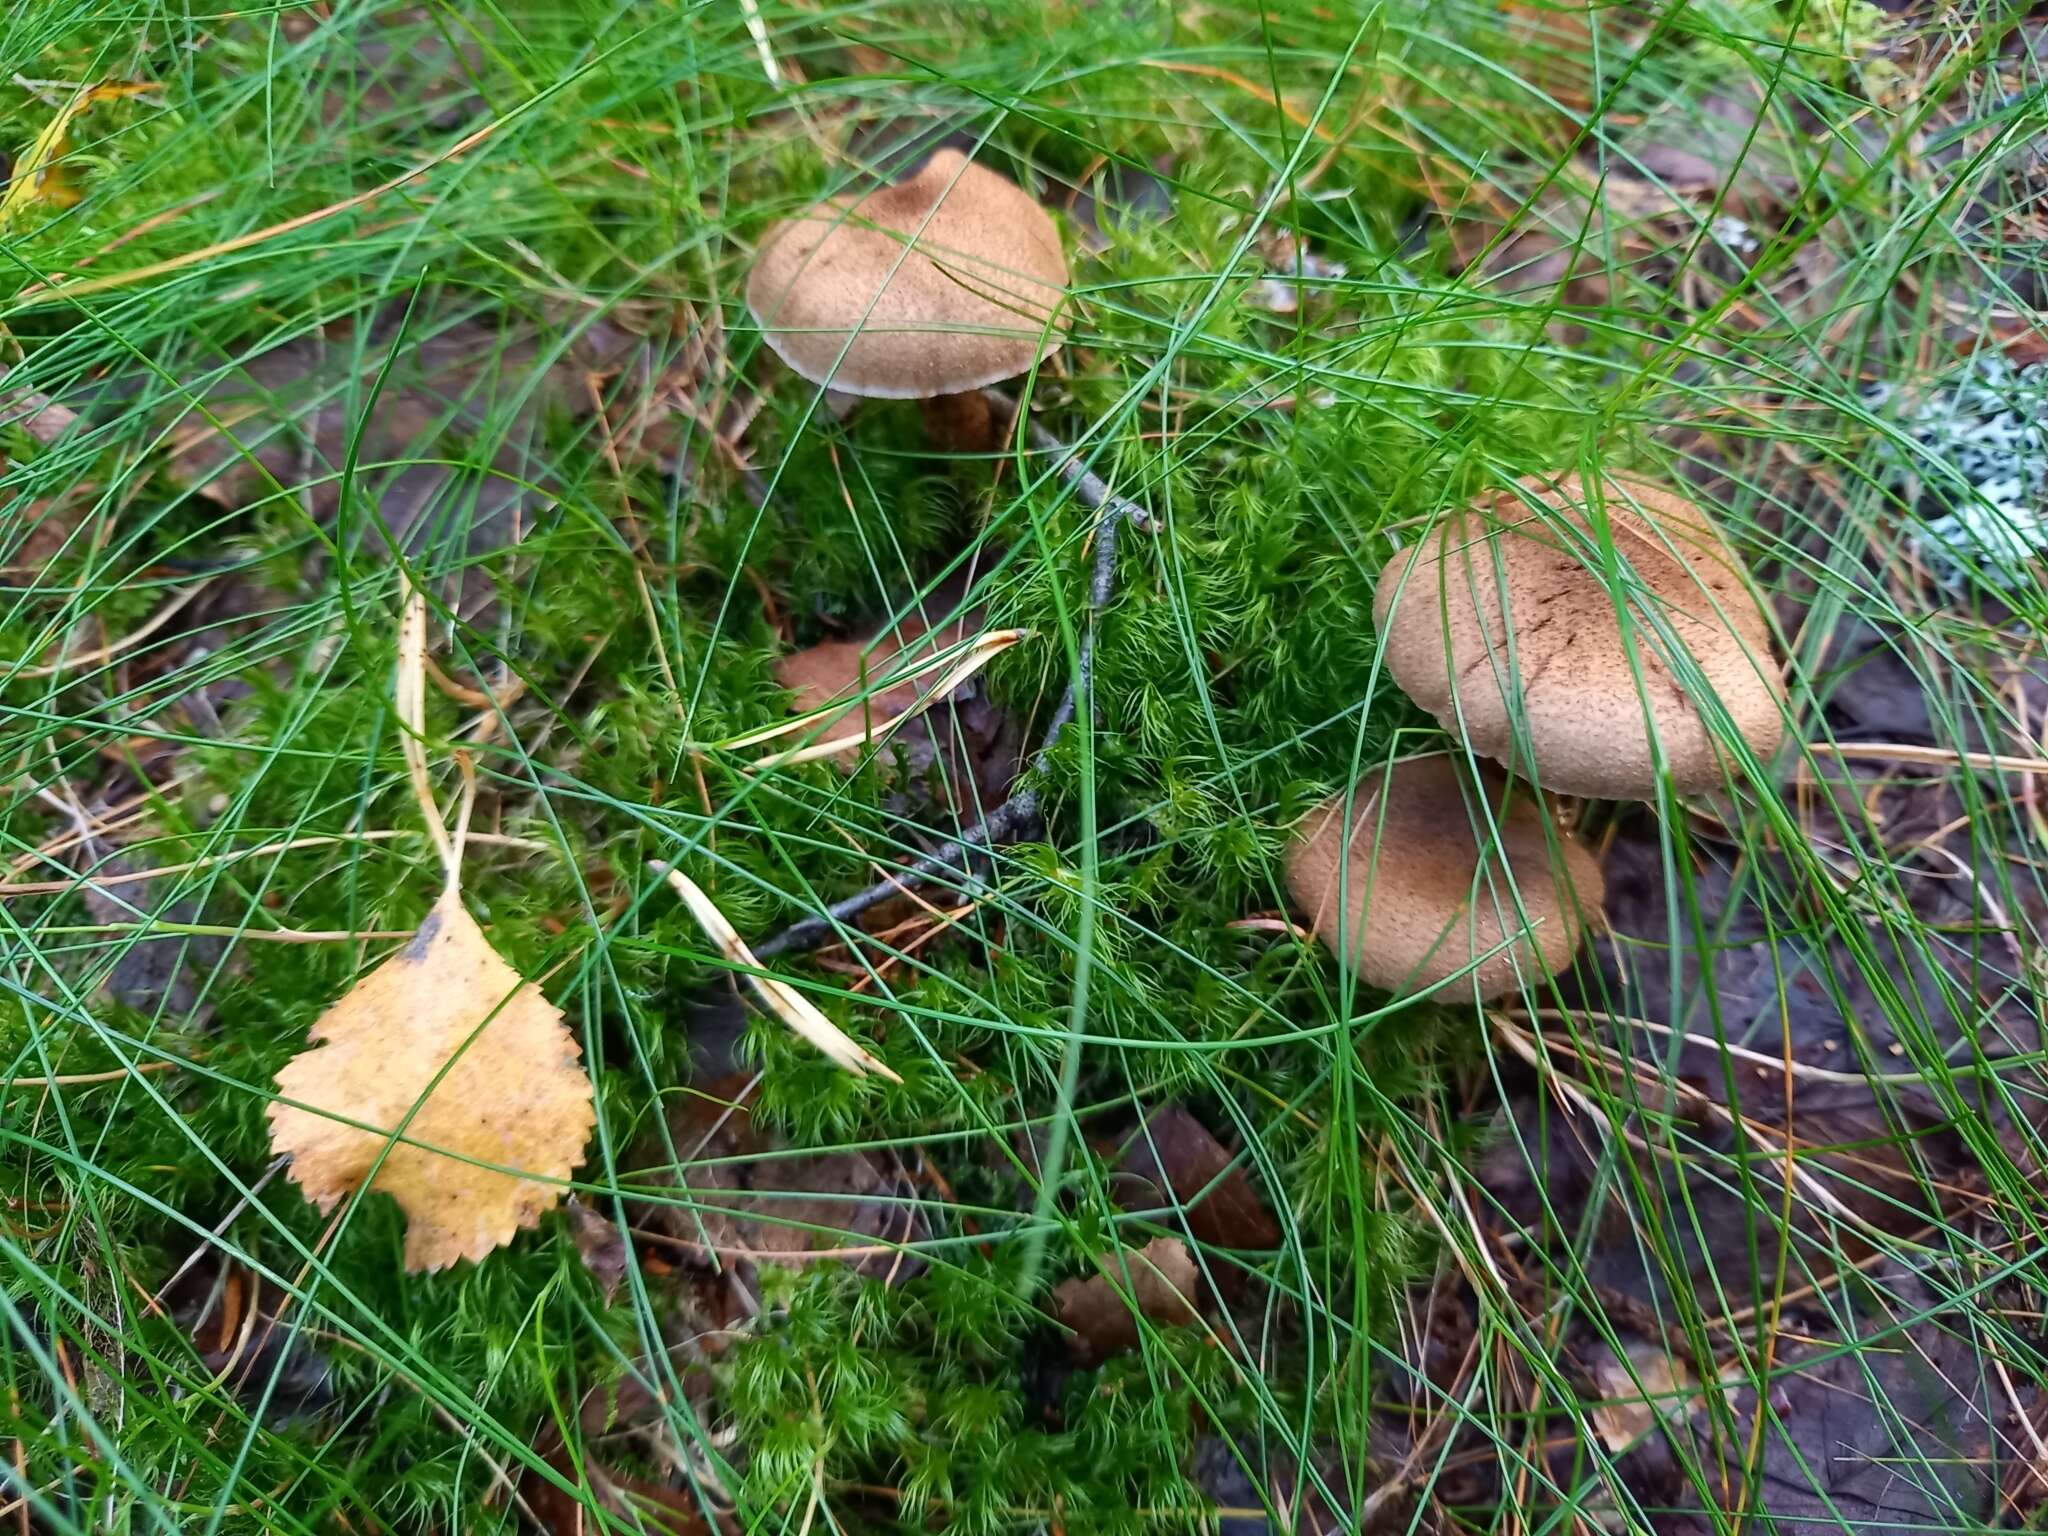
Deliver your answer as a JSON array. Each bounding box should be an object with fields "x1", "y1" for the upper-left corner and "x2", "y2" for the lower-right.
[
  {"x1": 751, "y1": 392, "x2": 1144, "y2": 961},
  {"x1": 1009, "y1": 393, "x2": 1158, "y2": 537}
]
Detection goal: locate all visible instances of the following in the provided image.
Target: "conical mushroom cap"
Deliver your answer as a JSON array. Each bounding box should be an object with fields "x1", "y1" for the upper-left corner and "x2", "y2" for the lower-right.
[
  {"x1": 1372, "y1": 473, "x2": 1786, "y2": 800},
  {"x1": 1286, "y1": 754, "x2": 1603, "y2": 1000},
  {"x1": 746, "y1": 149, "x2": 1070, "y2": 399}
]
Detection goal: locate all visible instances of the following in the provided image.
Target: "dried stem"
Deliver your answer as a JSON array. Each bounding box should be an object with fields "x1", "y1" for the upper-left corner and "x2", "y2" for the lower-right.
[
  {"x1": 394, "y1": 583, "x2": 456, "y2": 888},
  {"x1": 752, "y1": 395, "x2": 1144, "y2": 961},
  {"x1": 654, "y1": 862, "x2": 902, "y2": 1079}
]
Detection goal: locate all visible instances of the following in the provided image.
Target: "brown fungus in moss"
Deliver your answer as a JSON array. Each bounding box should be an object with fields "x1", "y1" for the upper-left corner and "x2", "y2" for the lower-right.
[
  {"x1": 746, "y1": 149, "x2": 1070, "y2": 451},
  {"x1": 1286, "y1": 754, "x2": 1603, "y2": 1001},
  {"x1": 1373, "y1": 472, "x2": 1786, "y2": 800}
]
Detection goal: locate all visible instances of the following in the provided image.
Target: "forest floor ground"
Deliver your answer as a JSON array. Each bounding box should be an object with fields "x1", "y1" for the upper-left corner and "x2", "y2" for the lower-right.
[{"x1": 4, "y1": 2, "x2": 2048, "y2": 1533}]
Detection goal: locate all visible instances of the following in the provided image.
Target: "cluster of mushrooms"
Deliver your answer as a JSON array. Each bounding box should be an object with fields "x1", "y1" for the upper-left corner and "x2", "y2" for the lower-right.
[
  {"x1": 742, "y1": 148, "x2": 1789, "y2": 1006},
  {"x1": 1290, "y1": 474, "x2": 1787, "y2": 1001}
]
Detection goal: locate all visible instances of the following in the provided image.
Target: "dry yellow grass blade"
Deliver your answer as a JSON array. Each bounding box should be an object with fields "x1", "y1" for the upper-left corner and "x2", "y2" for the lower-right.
[
  {"x1": 392, "y1": 588, "x2": 456, "y2": 882},
  {"x1": 653, "y1": 862, "x2": 903, "y2": 1081},
  {"x1": 718, "y1": 626, "x2": 1029, "y2": 764},
  {"x1": 14, "y1": 107, "x2": 515, "y2": 303},
  {"x1": 266, "y1": 583, "x2": 594, "y2": 1271},
  {"x1": 0, "y1": 80, "x2": 159, "y2": 229},
  {"x1": 266, "y1": 887, "x2": 598, "y2": 1271}
]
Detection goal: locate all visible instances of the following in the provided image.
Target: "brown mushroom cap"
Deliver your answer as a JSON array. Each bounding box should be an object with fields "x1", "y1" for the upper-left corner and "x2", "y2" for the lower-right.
[
  {"x1": 1372, "y1": 473, "x2": 1786, "y2": 800},
  {"x1": 746, "y1": 149, "x2": 1070, "y2": 399},
  {"x1": 1286, "y1": 754, "x2": 1604, "y2": 1000}
]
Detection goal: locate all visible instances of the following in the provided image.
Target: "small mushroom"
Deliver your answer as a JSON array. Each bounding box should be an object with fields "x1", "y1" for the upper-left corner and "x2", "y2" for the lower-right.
[
  {"x1": 746, "y1": 149, "x2": 1070, "y2": 452},
  {"x1": 1286, "y1": 754, "x2": 1603, "y2": 1000},
  {"x1": 1373, "y1": 472, "x2": 1786, "y2": 800}
]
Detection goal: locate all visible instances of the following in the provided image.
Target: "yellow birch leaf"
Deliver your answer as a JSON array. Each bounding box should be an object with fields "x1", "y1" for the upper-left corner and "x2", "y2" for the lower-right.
[
  {"x1": 267, "y1": 887, "x2": 596, "y2": 1272},
  {"x1": 0, "y1": 80, "x2": 159, "y2": 229}
]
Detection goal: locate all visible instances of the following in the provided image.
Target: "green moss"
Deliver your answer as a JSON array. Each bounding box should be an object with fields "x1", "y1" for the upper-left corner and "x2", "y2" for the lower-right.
[
  {"x1": 0, "y1": 0, "x2": 1940, "y2": 1526},
  {"x1": 725, "y1": 1263, "x2": 1235, "y2": 1534}
]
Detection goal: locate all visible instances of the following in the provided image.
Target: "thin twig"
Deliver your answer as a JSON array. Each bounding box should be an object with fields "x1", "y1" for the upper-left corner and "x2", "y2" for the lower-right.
[
  {"x1": 1808, "y1": 740, "x2": 2048, "y2": 776},
  {"x1": 752, "y1": 794, "x2": 1039, "y2": 960},
  {"x1": 43, "y1": 921, "x2": 416, "y2": 943},
  {"x1": 0, "y1": 829, "x2": 552, "y2": 898},
  {"x1": 753, "y1": 399, "x2": 1143, "y2": 960},
  {"x1": 152, "y1": 1156, "x2": 290, "y2": 1306},
  {"x1": 4, "y1": 580, "x2": 211, "y2": 679},
  {"x1": 2, "y1": 1061, "x2": 180, "y2": 1090},
  {"x1": 1007, "y1": 392, "x2": 1159, "y2": 536}
]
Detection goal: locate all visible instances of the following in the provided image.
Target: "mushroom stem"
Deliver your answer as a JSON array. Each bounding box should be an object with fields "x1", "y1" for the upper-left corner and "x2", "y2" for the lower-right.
[
  {"x1": 919, "y1": 390, "x2": 997, "y2": 454},
  {"x1": 751, "y1": 406, "x2": 1145, "y2": 961}
]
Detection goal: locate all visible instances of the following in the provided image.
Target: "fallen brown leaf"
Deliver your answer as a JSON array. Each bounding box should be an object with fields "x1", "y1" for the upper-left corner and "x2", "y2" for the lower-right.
[
  {"x1": 522, "y1": 1442, "x2": 726, "y2": 1536},
  {"x1": 266, "y1": 587, "x2": 594, "y2": 1271},
  {"x1": 633, "y1": 1075, "x2": 925, "y2": 1282},
  {"x1": 267, "y1": 887, "x2": 596, "y2": 1271},
  {"x1": 1115, "y1": 1106, "x2": 1282, "y2": 1256},
  {"x1": 738, "y1": 626, "x2": 1027, "y2": 771},
  {"x1": 1053, "y1": 1236, "x2": 1201, "y2": 1365},
  {"x1": 0, "y1": 365, "x2": 82, "y2": 448},
  {"x1": 6, "y1": 499, "x2": 81, "y2": 572},
  {"x1": 566, "y1": 1196, "x2": 629, "y2": 1303},
  {"x1": 763, "y1": 602, "x2": 1024, "y2": 816},
  {"x1": 1589, "y1": 1343, "x2": 1697, "y2": 1452},
  {"x1": 162, "y1": 1258, "x2": 332, "y2": 1422},
  {"x1": 765, "y1": 612, "x2": 979, "y2": 762}
]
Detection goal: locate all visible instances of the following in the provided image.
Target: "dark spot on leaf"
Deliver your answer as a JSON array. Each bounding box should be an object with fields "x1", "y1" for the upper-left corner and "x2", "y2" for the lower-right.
[{"x1": 404, "y1": 907, "x2": 444, "y2": 961}]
